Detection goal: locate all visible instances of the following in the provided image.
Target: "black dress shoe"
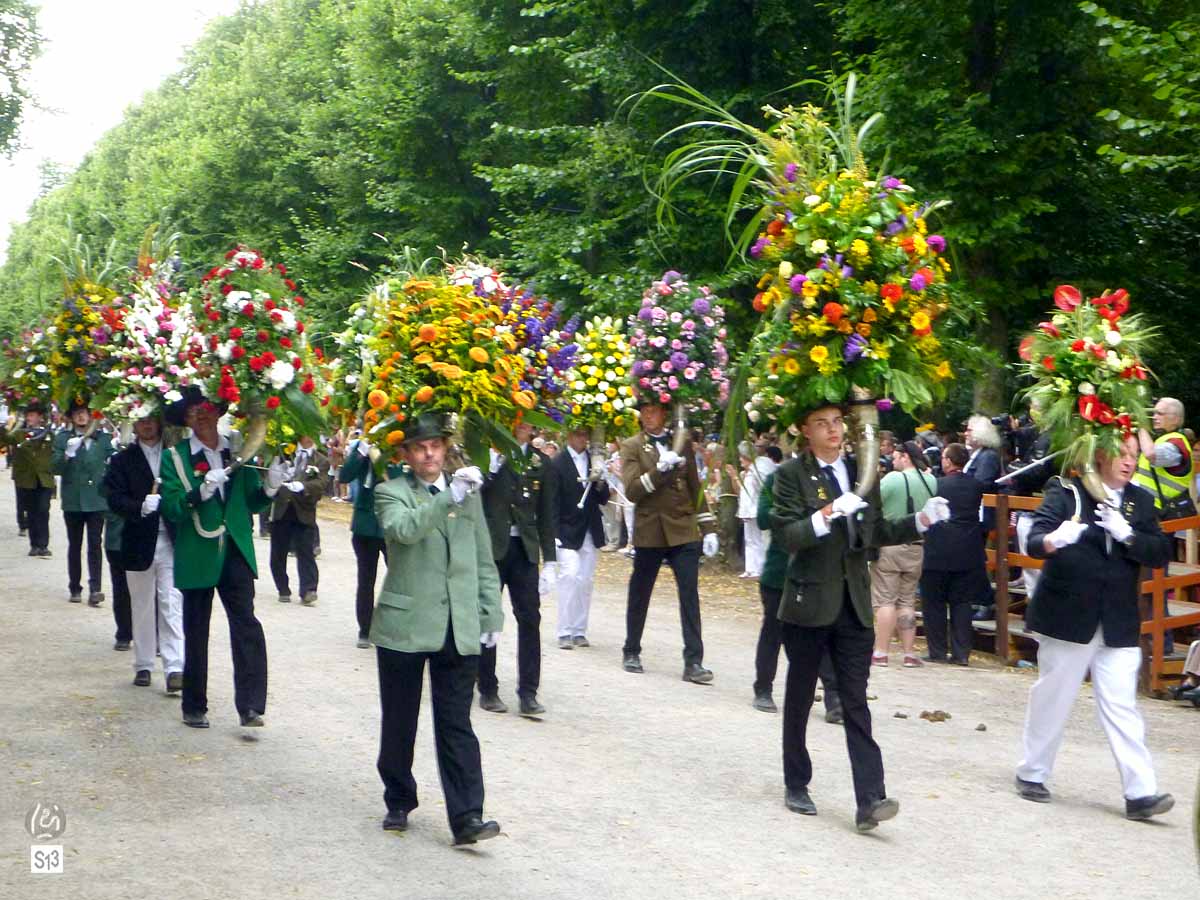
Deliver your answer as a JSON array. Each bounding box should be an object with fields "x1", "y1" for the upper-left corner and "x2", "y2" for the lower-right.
[
  {"x1": 113, "y1": 640, "x2": 131, "y2": 651},
  {"x1": 182, "y1": 711, "x2": 210, "y2": 728},
  {"x1": 452, "y1": 814, "x2": 500, "y2": 846},
  {"x1": 69, "y1": 592, "x2": 83, "y2": 603},
  {"x1": 856, "y1": 797, "x2": 900, "y2": 832},
  {"x1": 27, "y1": 546, "x2": 37, "y2": 556},
  {"x1": 478, "y1": 693, "x2": 508, "y2": 714},
  {"x1": 382, "y1": 810, "x2": 409, "y2": 832},
  {"x1": 1015, "y1": 776, "x2": 1051, "y2": 803},
  {"x1": 38, "y1": 547, "x2": 52, "y2": 557},
  {"x1": 1125, "y1": 793, "x2": 1174, "y2": 820},
  {"x1": 825, "y1": 707, "x2": 844, "y2": 725},
  {"x1": 622, "y1": 653, "x2": 643, "y2": 673},
  {"x1": 752, "y1": 692, "x2": 778, "y2": 713},
  {"x1": 518, "y1": 695, "x2": 546, "y2": 718},
  {"x1": 165, "y1": 672, "x2": 183, "y2": 694},
  {"x1": 133, "y1": 669, "x2": 151, "y2": 687},
  {"x1": 239, "y1": 710, "x2": 264, "y2": 727},
  {"x1": 88, "y1": 591, "x2": 105, "y2": 607},
  {"x1": 785, "y1": 788, "x2": 817, "y2": 815},
  {"x1": 922, "y1": 654, "x2": 948, "y2": 664},
  {"x1": 682, "y1": 663, "x2": 714, "y2": 684}
]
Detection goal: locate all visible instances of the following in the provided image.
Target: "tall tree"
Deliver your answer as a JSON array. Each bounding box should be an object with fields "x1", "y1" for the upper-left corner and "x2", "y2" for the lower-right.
[{"x1": 0, "y1": 0, "x2": 41, "y2": 156}]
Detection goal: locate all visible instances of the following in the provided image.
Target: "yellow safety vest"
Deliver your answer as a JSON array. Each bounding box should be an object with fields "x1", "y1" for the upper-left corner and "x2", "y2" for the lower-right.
[{"x1": 1133, "y1": 430, "x2": 1193, "y2": 508}]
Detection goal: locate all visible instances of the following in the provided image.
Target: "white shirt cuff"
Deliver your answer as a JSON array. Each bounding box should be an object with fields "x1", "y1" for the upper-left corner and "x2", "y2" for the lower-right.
[
  {"x1": 914, "y1": 514, "x2": 930, "y2": 535},
  {"x1": 810, "y1": 509, "x2": 830, "y2": 538}
]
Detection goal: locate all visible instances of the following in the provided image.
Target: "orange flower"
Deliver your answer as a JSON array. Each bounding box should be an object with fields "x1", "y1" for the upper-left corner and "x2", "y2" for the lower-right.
[
  {"x1": 386, "y1": 429, "x2": 406, "y2": 446},
  {"x1": 856, "y1": 322, "x2": 872, "y2": 337},
  {"x1": 367, "y1": 389, "x2": 389, "y2": 410},
  {"x1": 417, "y1": 324, "x2": 438, "y2": 342},
  {"x1": 413, "y1": 353, "x2": 433, "y2": 365},
  {"x1": 468, "y1": 347, "x2": 489, "y2": 364},
  {"x1": 862, "y1": 308, "x2": 877, "y2": 323},
  {"x1": 513, "y1": 390, "x2": 536, "y2": 410},
  {"x1": 837, "y1": 319, "x2": 853, "y2": 334},
  {"x1": 441, "y1": 365, "x2": 463, "y2": 380},
  {"x1": 389, "y1": 404, "x2": 400, "y2": 413},
  {"x1": 413, "y1": 385, "x2": 434, "y2": 404}
]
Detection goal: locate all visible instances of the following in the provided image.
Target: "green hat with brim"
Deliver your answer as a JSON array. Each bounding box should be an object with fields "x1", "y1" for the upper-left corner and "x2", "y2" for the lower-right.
[{"x1": 402, "y1": 412, "x2": 453, "y2": 445}]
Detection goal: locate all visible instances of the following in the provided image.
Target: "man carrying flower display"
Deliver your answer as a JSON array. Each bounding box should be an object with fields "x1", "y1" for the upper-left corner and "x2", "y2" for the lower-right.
[
  {"x1": 160, "y1": 386, "x2": 282, "y2": 729},
  {"x1": 477, "y1": 420, "x2": 557, "y2": 717},
  {"x1": 269, "y1": 434, "x2": 329, "y2": 606},
  {"x1": 619, "y1": 399, "x2": 719, "y2": 683},
  {"x1": 3, "y1": 401, "x2": 55, "y2": 558},
  {"x1": 51, "y1": 401, "x2": 115, "y2": 605},
  {"x1": 769, "y1": 403, "x2": 948, "y2": 831},
  {"x1": 369, "y1": 413, "x2": 503, "y2": 845}
]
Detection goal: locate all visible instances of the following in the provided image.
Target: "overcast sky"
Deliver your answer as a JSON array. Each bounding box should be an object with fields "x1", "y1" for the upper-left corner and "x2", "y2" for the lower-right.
[{"x1": 0, "y1": 0, "x2": 244, "y2": 262}]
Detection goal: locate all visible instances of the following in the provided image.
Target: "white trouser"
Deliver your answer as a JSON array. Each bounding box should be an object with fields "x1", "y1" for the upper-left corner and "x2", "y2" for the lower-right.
[
  {"x1": 622, "y1": 504, "x2": 635, "y2": 542},
  {"x1": 556, "y1": 533, "x2": 599, "y2": 638},
  {"x1": 741, "y1": 518, "x2": 768, "y2": 576},
  {"x1": 602, "y1": 501, "x2": 622, "y2": 547},
  {"x1": 1017, "y1": 626, "x2": 1156, "y2": 799},
  {"x1": 124, "y1": 535, "x2": 185, "y2": 674}
]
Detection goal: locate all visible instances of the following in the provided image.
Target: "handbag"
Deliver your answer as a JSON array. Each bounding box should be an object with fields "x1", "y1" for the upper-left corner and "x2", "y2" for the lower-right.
[{"x1": 1150, "y1": 466, "x2": 1197, "y2": 521}]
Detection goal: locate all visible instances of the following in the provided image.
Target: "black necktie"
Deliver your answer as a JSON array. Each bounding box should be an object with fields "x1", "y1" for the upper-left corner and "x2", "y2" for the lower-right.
[
  {"x1": 651, "y1": 434, "x2": 669, "y2": 446},
  {"x1": 428, "y1": 484, "x2": 440, "y2": 496},
  {"x1": 822, "y1": 465, "x2": 843, "y2": 498}
]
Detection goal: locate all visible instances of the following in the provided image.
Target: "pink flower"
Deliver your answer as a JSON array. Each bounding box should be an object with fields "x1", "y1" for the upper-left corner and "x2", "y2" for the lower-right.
[
  {"x1": 710, "y1": 368, "x2": 722, "y2": 380},
  {"x1": 639, "y1": 377, "x2": 652, "y2": 388},
  {"x1": 656, "y1": 285, "x2": 673, "y2": 296},
  {"x1": 683, "y1": 367, "x2": 697, "y2": 380},
  {"x1": 703, "y1": 316, "x2": 715, "y2": 328},
  {"x1": 681, "y1": 319, "x2": 695, "y2": 331},
  {"x1": 661, "y1": 361, "x2": 674, "y2": 373},
  {"x1": 126, "y1": 367, "x2": 139, "y2": 376},
  {"x1": 659, "y1": 392, "x2": 671, "y2": 403},
  {"x1": 671, "y1": 339, "x2": 683, "y2": 350},
  {"x1": 717, "y1": 328, "x2": 727, "y2": 339},
  {"x1": 669, "y1": 311, "x2": 682, "y2": 323},
  {"x1": 142, "y1": 366, "x2": 154, "y2": 375},
  {"x1": 667, "y1": 376, "x2": 680, "y2": 390}
]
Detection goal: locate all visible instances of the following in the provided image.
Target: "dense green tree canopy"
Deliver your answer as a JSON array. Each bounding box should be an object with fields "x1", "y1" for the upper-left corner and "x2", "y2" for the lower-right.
[{"x1": 0, "y1": 0, "x2": 41, "y2": 157}]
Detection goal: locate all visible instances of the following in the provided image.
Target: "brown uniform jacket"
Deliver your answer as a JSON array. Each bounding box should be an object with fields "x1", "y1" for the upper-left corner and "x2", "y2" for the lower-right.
[
  {"x1": 619, "y1": 432, "x2": 716, "y2": 548},
  {"x1": 271, "y1": 448, "x2": 329, "y2": 525}
]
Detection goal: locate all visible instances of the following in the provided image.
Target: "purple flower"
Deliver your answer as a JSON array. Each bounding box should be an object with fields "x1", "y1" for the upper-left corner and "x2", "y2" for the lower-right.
[
  {"x1": 750, "y1": 237, "x2": 770, "y2": 258},
  {"x1": 843, "y1": 333, "x2": 868, "y2": 362},
  {"x1": 637, "y1": 306, "x2": 654, "y2": 321},
  {"x1": 662, "y1": 270, "x2": 683, "y2": 284},
  {"x1": 876, "y1": 398, "x2": 894, "y2": 412},
  {"x1": 927, "y1": 235, "x2": 946, "y2": 253},
  {"x1": 883, "y1": 176, "x2": 902, "y2": 190},
  {"x1": 784, "y1": 162, "x2": 798, "y2": 183},
  {"x1": 841, "y1": 265, "x2": 854, "y2": 279},
  {"x1": 909, "y1": 273, "x2": 927, "y2": 292},
  {"x1": 691, "y1": 297, "x2": 711, "y2": 315},
  {"x1": 670, "y1": 351, "x2": 689, "y2": 369},
  {"x1": 789, "y1": 274, "x2": 807, "y2": 294}
]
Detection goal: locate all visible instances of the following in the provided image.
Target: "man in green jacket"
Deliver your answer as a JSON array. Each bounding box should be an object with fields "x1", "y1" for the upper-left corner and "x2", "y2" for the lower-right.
[
  {"x1": 370, "y1": 413, "x2": 503, "y2": 845},
  {"x1": 3, "y1": 401, "x2": 55, "y2": 557},
  {"x1": 160, "y1": 386, "x2": 280, "y2": 729},
  {"x1": 51, "y1": 401, "x2": 114, "y2": 604},
  {"x1": 769, "y1": 403, "x2": 948, "y2": 831},
  {"x1": 339, "y1": 436, "x2": 405, "y2": 648}
]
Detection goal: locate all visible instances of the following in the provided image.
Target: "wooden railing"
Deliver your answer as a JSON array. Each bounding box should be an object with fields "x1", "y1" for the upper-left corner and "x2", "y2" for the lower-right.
[{"x1": 982, "y1": 494, "x2": 1200, "y2": 692}]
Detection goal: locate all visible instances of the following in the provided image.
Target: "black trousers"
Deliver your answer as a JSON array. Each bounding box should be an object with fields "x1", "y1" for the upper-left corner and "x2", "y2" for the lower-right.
[
  {"x1": 107, "y1": 549, "x2": 132, "y2": 643},
  {"x1": 63, "y1": 510, "x2": 104, "y2": 595},
  {"x1": 17, "y1": 485, "x2": 51, "y2": 551},
  {"x1": 16, "y1": 485, "x2": 27, "y2": 530},
  {"x1": 377, "y1": 629, "x2": 484, "y2": 829},
  {"x1": 352, "y1": 534, "x2": 387, "y2": 639},
  {"x1": 269, "y1": 508, "x2": 318, "y2": 597},
  {"x1": 623, "y1": 541, "x2": 704, "y2": 665},
  {"x1": 755, "y1": 584, "x2": 840, "y2": 711},
  {"x1": 781, "y1": 594, "x2": 884, "y2": 808},
  {"x1": 180, "y1": 545, "x2": 268, "y2": 718},
  {"x1": 478, "y1": 537, "x2": 541, "y2": 699},
  {"x1": 918, "y1": 569, "x2": 977, "y2": 663}
]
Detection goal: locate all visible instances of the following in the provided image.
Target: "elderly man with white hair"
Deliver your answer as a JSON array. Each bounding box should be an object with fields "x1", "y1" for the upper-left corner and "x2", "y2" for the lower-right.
[{"x1": 962, "y1": 414, "x2": 1003, "y2": 620}]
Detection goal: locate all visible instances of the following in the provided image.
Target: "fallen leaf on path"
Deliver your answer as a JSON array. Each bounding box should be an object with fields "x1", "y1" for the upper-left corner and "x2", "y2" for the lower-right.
[{"x1": 893, "y1": 712, "x2": 908, "y2": 719}]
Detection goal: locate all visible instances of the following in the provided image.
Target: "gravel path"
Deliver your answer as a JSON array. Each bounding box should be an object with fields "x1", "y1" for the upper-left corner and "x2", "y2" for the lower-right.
[{"x1": 1, "y1": 490, "x2": 1196, "y2": 898}]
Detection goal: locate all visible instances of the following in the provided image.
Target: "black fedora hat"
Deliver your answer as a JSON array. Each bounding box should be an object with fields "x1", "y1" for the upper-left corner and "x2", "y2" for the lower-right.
[{"x1": 164, "y1": 385, "x2": 228, "y2": 428}]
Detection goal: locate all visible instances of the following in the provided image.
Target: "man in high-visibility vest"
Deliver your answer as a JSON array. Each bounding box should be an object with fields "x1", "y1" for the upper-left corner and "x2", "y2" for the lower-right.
[{"x1": 1133, "y1": 396, "x2": 1192, "y2": 655}]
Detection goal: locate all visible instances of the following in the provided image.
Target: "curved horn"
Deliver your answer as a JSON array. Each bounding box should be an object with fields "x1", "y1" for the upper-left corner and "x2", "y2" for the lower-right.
[
  {"x1": 848, "y1": 389, "x2": 880, "y2": 498},
  {"x1": 670, "y1": 401, "x2": 690, "y2": 455},
  {"x1": 588, "y1": 423, "x2": 607, "y2": 480},
  {"x1": 230, "y1": 414, "x2": 268, "y2": 471}
]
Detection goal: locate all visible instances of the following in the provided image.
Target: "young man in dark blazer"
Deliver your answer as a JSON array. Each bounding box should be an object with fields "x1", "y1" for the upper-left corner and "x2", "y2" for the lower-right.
[
  {"x1": 269, "y1": 434, "x2": 329, "y2": 606},
  {"x1": 1015, "y1": 433, "x2": 1174, "y2": 820},
  {"x1": 549, "y1": 426, "x2": 610, "y2": 649},
  {"x1": 51, "y1": 401, "x2": 115, "y2": 605},
  {"x1": 769, "y1": 403, "x2": 948, "y2": 831},
  {"x1": 4, "y1": 401, "x2": 55, "y2": 557}
]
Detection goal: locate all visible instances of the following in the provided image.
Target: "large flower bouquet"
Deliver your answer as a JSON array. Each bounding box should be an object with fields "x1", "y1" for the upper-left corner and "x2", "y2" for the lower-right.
[
  {"x1": 46, "y1": 279, "x2": 124, "y2": 409},
  {"x1": 192, "y1": 246, "x2": 326, "y2": 445},
  {"x1": 329, "y1": 280, "x2": 390, "y2": 425},
  {"x1": 628, "y1": 271, "x2": 730, "y2": 420},
  {"x1": 1, "y1": 325, "x2": 53, "y2": 407},
  {"x1": 564, "y1": 316, "x2": 637, "y2": 434},
  {"x1": 1019, "y1": 285, "x2": 1153, "y2": 479}
]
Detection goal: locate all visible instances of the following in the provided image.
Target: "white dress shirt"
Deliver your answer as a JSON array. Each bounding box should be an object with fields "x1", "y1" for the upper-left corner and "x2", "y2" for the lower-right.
[{"x1": 188, "y1": 434, "x2": 229, "y2": 500}]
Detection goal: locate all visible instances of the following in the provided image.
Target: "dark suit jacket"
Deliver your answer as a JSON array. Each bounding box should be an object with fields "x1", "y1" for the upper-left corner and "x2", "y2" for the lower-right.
[
  {"x1": 964, "y1": 446, "x2": 1001, "y2": 530},
  {"x1": 922, "y1": 472, "x2": 986, "y2": 572},
  {"x1": 770, "y1": 452, "x2": 920, "y2": 628},
  {"x1": 3, "y1": 428, "x2": 54, "y2": 489},
  {"x1": 1026, "y1": 477, "x2": 1170, "y2": 646},
  {"x1": 271, "y1": 448, "x2": 329, "y2": 525},
  {"x1": 550, "y1": 449, "x2": 610, "y2": 551},
  {"x1": 482, "y1": 446, "x2": 557, "y2": 565},
  {"x1": 101, "y1": 443, "x2": 167, "y2": 571},
  {"x1": 619, "y1": 432, "x2": 716, "y2": 547}
]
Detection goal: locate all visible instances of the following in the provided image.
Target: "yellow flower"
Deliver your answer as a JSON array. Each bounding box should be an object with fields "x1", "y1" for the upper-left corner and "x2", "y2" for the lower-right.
[
  {"x1": 801, "y1": 281, "x2": 820, "y2": 299},
  {"x1": 935, "y1": 360, "x2": 953, "y2": 380},
  {"x1": 912, "y1": 234, "x2": 928, "y2": 256},
  {"x1": 915, "y1": 217, "x2": 928, "y2": 235},
  {"x1": 784, "y1": 357, "x2": 801, "y2": 375},
  {"x1": 813, "y1": 202, "x2": 832, "y2": 214},
  {"x1": 910, "y1": 311, "x2": 931, "y2": 332},
  {"x1": 850, "y1": 239, "x2": 870, "y2": 261},
  {"x1": 869, "y1": 341, "x2": 891, "y2": 360},
  {"x1": 809, "y1": 345, "x2": 829, "y2": 364},
  {"x1": 817, "y1": 358, "x2": 840, "y2": 376}
]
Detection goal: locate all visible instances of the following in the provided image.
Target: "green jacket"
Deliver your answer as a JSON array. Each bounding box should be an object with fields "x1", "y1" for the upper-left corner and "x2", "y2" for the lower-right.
[
  {"x1": 481, "y1": 446, "x2": 557, "y2": 564},
  {"x1": 159, "y1": 439, "x2": 273, "y2": 590},
  {"x1": 770, "y1": 452, "x2": 920, "y2": 628},
  {"x1": 3, "y1": 428, "x2": 54, "y2": 489},
  {"x1": 338, "y1": 443, "x2": 405, "y2": 539},
  {"x1": 756, "y1": 472, "x2": 788, "y2": 591},
  {"x1": 51, "y1": 429, "x2": 114, "y2": 513},
  {"x1": 369, "y1": 471, "x2": 503, "y2": 657}
]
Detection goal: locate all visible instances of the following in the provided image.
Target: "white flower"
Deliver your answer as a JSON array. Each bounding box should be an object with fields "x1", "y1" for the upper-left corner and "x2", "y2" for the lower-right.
[
  {"x1": 810, "y1": 239, "x2": 829, "y2": 255},
  {"x1": 274, "y1": 309, "x2": 297, "y2": 332},
  {"x1": 265, "y1": 359, "x2": 296, "y2": 390},
  {"x1": 216, "y1": 342, "x2": 233, "y2": 363},
  {"x1": 1106, "y1": 330, "x2": 1122, "y2": 347},
  {"x1": 778, "y1": 261, "x2": 793, "y2": 279},
  {"x1": 803, "y1": 195, "x2": 822, "y2": 207},
  {"x1": 164, "y1": 389, "x2": 182, "y2": 403},
  {"x1": 33, "y1": 364, "x2": 47, "y2": 373},
  {"x1": 748, "y1": 410, "x2": 762, "y2": 423},
  {"x1": 1078, "y1": 382, "x2": 1095, "y2": 395},
  {"x1": 612, "y1": 398, "x2": 625, "y2": 411},
  {"x1": 227, "y1": 290, "x2": 251, "y2": 305},
  {"x1": 1106, "y1": 351, "x2": 1123, "y2": 370},
  {"x1": 345, "y1": 373, "x2": 358, "y2": 386}
]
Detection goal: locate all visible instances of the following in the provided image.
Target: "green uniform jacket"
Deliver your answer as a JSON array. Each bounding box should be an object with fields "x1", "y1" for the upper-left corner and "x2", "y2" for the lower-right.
[
  {"x1": 769, "y1": 452, "x2": 920, "y2": 628},
  {"x1": 369, "y1": 471, "x2": 503, "y2": 657},
  {"x1": 337, "y1": 445, "x2": 404, "y2": 539},
  {"x1": 51, "y1": 429, "x2": 114, "y2": 513},
  {"x1": 159, "y1": 441, "x2": 273, "y2": 590},
  {"x1": 756, "y1": 472, "x2": 788, "y2": 591},
  {"x1": 3, "y1": 429, "x2": 54, "y2": 489},
  {"x1": 481, "y1": 447, "x2": 557, "y2": 564}
]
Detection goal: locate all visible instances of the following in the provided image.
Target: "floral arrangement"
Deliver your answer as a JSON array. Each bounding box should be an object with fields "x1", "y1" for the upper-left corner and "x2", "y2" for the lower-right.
[
  {"x1": 627, "y1": 271, "x2": 730, "y2": 417},
  {"x1": 191, "y1": 245, "x2": 326, "y2": 435},
  {"x1": 563, "y1": 316, "x2": 638, "y2": 435},
  {"x1": 46, "y1": 279, "x2": 123, "y2": 409},
  {"x1": 1019, "y1": 284, "x2": 1153, "y2": 470},
  {"x1": 1, "y1": 324, "x2": 54, "y2": 407},
  {"x1": 329, "y1": 279, "x2": 389, "y2": 425}
]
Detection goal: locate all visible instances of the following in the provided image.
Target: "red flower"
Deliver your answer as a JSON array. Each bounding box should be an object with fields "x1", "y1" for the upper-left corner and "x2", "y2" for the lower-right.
[
  {"x1": 279, "y1": 337, "x2": 292, "y2": 349},
  {"x1": 209, "y1": 335, "x2": 219, "y2": 350},
  {"x1": 766, "y1": 219, "x2": 784, "y2": 236},
  {"x1": 284, "y1": 279, "x2": 297, "y2": 291},
  {"x1": 320, "y1": 396, "x2": 330, "y2": 406},
  {"x1": 1037, "y1": 321, "x2": 1059, "y2": 338},
  {"x1": 251, "y1": 257, "x2": 264, "y2": 270},
  {"x1": 257, "y1": 330, "x2": 269, "y2": 342},
  {"x1": 195, "y1": 460, "x2": 211, "y2": 473},
  {"x1": 300, "y1": 377, "x2": 315, "y2": 394},
  {"x1": 276, "y1": 264, "x2": 287, "y2": 275},
  {"x1": 822, "y1": 302, "x2": 844, "y2": 324},
  {"x1": 228, "y1": 327, "x2": 243, "y2": 339},
  {"x1": 242, "y1": 303, "x2": 255, "y2": 316},
  {"x1": 220, "y1": 283, "x2": 233, "y2": 295},
  {"x1": 1070, "y1": 339, "x2": 1086, "y2": 352},
  {"x1": 291, "y1": 357, "x2": 303, "y2": 370},
  {"x1": 295, "y1": 297, "x2": 306, "y2": 307},
  {"x1": 1041, "y1": 355, "x2": 1056, "y2": 371},
  {"x1": 1079, "y1": 395, "x2": 1099, "y2": 421},
  {"x1": 232, "y1": 346, "x2": 246, "y2": 359},
  {"x1": 224, "y1": 249, "x2": 236, "y2": 261},
  {"x1": 261, "y1": 351, "x2": 276, "y2": 365},
  {"x1": 264, "y1": 299, "x2": 276, "y2": 311},
  {"x1": 270, "y1": 311, "x2": 283, "y2": 323},
  {"x1": 1053, "y1": 285, "x2": 1082, "y2": 311},
  {"x1": 266, "y1": 396, "x2": 281, "y2": 410},
  {"x1": 1097, "y1": 406, "x2": 1115, "y2": 425},
  {"x1": 1109, "y1": 290, "x2": 1130, "y2": 316},
  {"x1": 880, "y1": 283, "x2": 903, "y2": 302},
  {"x1": 295, "y1": 322, "x2": 305, "y2": 334},
  {"x1": 313, "y1": 347, "x2": 324, "y2": 361},
  {"x1": 207, "y1": 311, "x2": 220, "y2": 322},
  {"x1": 900, "y1": 237, "x2": 916, "y2": 254},
  {"x1": 249, "y1": 356, "x2": 265, "y2": 372},
  {"x1": 1017, "y1": 335, "x2": 1035, "y2": 362}
]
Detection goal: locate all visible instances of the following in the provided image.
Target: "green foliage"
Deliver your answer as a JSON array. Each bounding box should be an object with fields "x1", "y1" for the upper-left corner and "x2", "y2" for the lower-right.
[{"x1": 0, "y1": 0, "x2": 41, "y2": 157}]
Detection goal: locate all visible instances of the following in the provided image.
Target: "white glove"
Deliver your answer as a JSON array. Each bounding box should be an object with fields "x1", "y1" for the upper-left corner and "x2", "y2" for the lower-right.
[
  {"x1": 656, "y1": 449, "x2": 684, "y2": 472},
  {"x1": 480, "y1": 631, "x2": 498, "y2": 649},
  {"x1": 265, "y1": 459, "x2": 288, "y2": 491},
  {"x1": 831, "y1": 492, "x2": 868, "y2": 518},
  {"x1": 140, "y1": 494, "x2": 161, "y2": 516},
  {"x1": 489, "y1": 452, "x2": 504, "y2": 475},
  {"x1": 703, "y1": 533, "x2": 719, "y2": 557},
  {"x1": 356, "y1": 439, "x2": 370, "y2": 457},
  {"x1": 920, "y1": 496, "x2": 951, "y2": 525},
  {"x1": 65, "y1": 436, "x2": 84, "y2": 458},
  {"x1": 450, "y1": 465, "x2": 484, "y2": 504},
  {"x1": 198, "y1": 467, "x2": 230, "y2": 501},
  {"x1": 1045, "y1": 519, "x2": 1089, "y2": 550},
  {"x1": 285, "y1": 481, "x2": 305, "y2": 493},
  {"x1": 1096, "y1": 504, "x2": 1133, "y2": 543}
]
